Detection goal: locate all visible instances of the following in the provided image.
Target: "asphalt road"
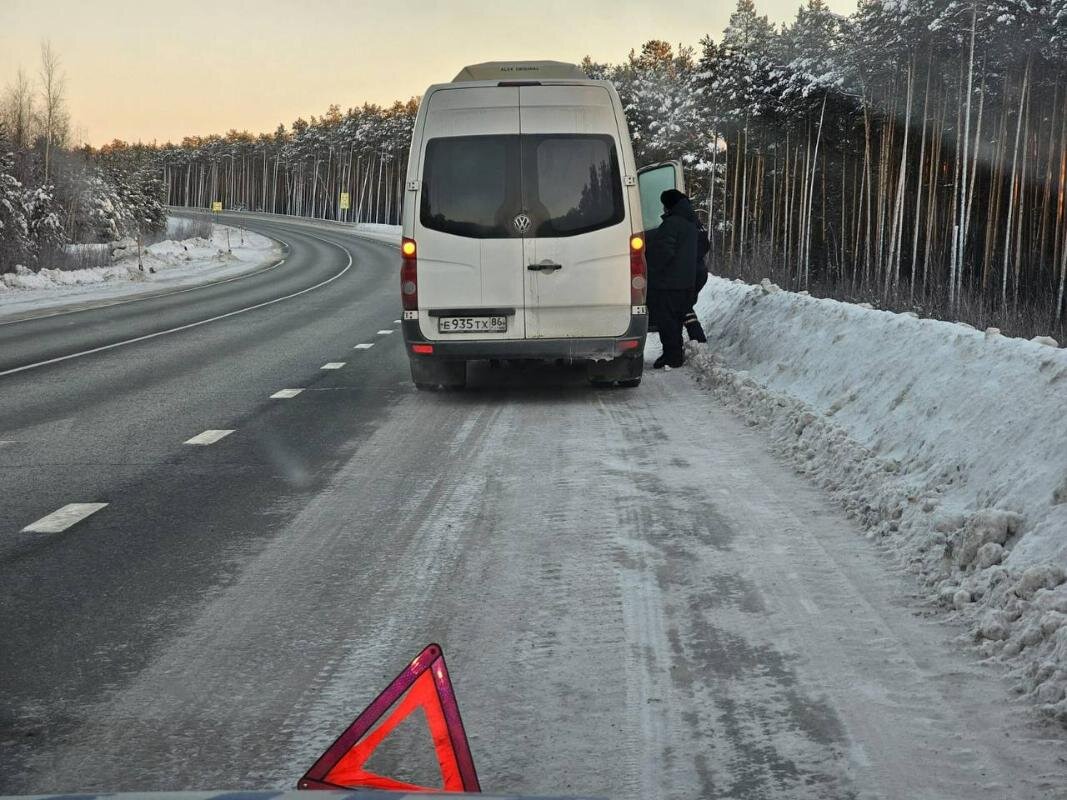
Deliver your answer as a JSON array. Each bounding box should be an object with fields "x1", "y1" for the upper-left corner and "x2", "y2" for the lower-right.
[
  {"x1": 0, "y1": 213, "x2": 409, "y2": 781},
  {"x1": 1, "y1": 214, "x2": 1065, "y2": 800}
]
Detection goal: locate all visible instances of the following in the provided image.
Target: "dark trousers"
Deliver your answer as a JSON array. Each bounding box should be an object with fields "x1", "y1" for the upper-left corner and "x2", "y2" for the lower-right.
[
  {"x1": 648, "y1": 288, "x2": 690, "y2": 365},
  {"x1": 683, "y1": 270, "x2": 709, "y2": 339}
]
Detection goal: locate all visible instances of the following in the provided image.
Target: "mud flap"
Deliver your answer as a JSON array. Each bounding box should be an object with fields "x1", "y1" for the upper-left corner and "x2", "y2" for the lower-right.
[
  {"x1": 409, "y1": 358, "x2": 467, "y2": 389},
  {"x1": 586, "y1": 355, "x2": 643, "y2": 385}
]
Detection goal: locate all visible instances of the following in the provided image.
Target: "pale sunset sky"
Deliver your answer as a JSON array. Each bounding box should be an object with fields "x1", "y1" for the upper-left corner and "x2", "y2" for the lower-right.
[{"x1": 1, "y1": 0, "x2": 855, "y2": 146}]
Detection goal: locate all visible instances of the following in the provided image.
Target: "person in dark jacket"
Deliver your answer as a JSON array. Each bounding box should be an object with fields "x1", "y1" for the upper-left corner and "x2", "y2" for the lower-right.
[
  {"x1": 684, "y1": 221, "x2": 710, "y2": 343},
  {"x1": 645, "y1": 189, "x2": 698, "y2": 368}
]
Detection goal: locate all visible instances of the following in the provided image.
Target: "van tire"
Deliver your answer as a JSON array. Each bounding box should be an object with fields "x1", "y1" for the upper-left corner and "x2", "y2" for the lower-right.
[
  {"x1": 409, "y1": 357, "x2": 467, "y2": 389},
  {"x1": 618, "y1": 378, "x2": 641, "y2": 388}
]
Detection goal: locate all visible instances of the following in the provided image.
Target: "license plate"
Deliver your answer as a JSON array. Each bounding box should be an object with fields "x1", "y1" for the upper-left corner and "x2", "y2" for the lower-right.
[{"x1": 437, "y1": 316, "x2": 508, "y2": 334}]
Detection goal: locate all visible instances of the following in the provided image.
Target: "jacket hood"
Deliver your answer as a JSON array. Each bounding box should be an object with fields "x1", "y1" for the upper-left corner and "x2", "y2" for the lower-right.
[{"x1": 663, "y1": 196, "x2": 696, "y2": 222}]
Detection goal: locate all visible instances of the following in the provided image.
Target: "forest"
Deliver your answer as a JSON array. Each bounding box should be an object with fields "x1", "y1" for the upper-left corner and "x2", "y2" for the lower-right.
[
  {"x1": 5, "y1": 0, "x2": 1067, "y2": 338},
  {"x1": 0, "y1": 44, "x2": 166, "y2": 276},
  {"x1": 601, "y1": 0, "x2": 1067, "y2": 336}
]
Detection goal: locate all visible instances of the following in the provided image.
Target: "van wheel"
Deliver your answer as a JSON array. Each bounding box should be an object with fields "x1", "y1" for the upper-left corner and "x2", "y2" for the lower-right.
[
  {"x1": 618, "y1": 378, "x2": 641, "y2": 388},
  {"x1": 410, "y1": 358, "x2": 467, "y2": 389},
  {"x1": 589, "y1": 379, "x2": 615, "y2": 389}
]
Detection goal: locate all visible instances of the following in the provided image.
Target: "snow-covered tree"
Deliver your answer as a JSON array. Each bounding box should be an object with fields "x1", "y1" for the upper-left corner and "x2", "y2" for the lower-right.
[
  {"x1": 69, "y1": 170, "x2": 133, "y2": 243},
  {"x1": 622, "y1": 41, "x2": 703, "y2": 167},
  {"x1": 81, "y1": 3, "x2": 1067, "y2": 335},
  {"x1": 775, "y1": 0, "x2": 845, "y2": 104},
  {"x1": 22, "y1": 183, "x2": 65, "y2": 262},
  {"x1": 713, "y1": 0, "x2": 777, "y2": 125},
  {"x1": 0, "y1": 125, "x2": 31, "y2": 273}
]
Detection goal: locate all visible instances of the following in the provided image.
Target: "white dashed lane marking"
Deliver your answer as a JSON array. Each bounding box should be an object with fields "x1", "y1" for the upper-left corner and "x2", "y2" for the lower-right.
[
  {"x1": 393, "y1": 319, "x2": 401, "y2": 324},
  {"x1": 353, "y1": 344, "x2": 374, "y2": 350},
  {"x1": 184, "y1": 429, "x2": 235, "y2": 445},
  {"x1": 377, "y1": 330, "x2": 393, "y2": 335},
  {"x1": 270, "y1": 389, "x2": 304, "y2": 399},
  {"x1": 321, "y1": 362, "x2": 345, "y2": 369},
  {"x1": 22, "y1": 503, "x2": 108, "y2": 533}
]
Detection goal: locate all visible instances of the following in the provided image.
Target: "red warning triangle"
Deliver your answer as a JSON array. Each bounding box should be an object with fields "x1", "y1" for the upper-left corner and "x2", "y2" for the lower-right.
[{"x1": 298, "y1": 643, "x2": 480, "y2": 793}]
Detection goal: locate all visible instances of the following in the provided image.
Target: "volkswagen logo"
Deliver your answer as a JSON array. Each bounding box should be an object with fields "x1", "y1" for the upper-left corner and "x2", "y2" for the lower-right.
[{"x1": 512, "y1": 213, "x2": 531, "y2": 234}]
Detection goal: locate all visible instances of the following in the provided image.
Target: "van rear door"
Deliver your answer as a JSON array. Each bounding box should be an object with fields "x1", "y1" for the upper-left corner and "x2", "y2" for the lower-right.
[
  {"x1": 637, "y1": 160, "x2": 686, "y2": 234},
  {"x1": 415, "y1": 87, "x2": 526, "y2": 341},
  {"x1": 518, "y1": 85, "x2": 631, "y2": 340}
]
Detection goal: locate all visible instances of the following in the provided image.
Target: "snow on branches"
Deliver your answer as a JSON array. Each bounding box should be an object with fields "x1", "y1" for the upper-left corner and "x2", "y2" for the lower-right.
[{"x1": 0, "y1": 123, "x2": 166, "y2": 274}]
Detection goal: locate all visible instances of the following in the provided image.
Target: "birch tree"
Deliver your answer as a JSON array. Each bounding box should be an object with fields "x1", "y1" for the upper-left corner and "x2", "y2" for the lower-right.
[{"x1": 37, "y1": 41, "x2": 68, "y2": 184}]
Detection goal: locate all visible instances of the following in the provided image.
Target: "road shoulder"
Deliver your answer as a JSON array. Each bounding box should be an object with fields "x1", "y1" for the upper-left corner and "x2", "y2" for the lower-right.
[{"x1": 0, "y1": 222, "x2": 282, "y2": 325}]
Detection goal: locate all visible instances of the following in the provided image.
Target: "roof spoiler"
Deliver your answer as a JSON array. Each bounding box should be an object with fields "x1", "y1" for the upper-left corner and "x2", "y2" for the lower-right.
[{"x1": 452, "y1": 61, "x2": 589, "y2": 82}]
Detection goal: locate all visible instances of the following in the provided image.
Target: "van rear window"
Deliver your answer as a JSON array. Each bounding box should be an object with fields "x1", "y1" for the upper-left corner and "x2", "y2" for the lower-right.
[
  {"x1": 419, "y1": 134, "x2": 623, "y2": 239},
  {"x1": 420, "y1": 136, "x2": 516, "y2": 238},
  {"x1": 526, "y1": 135, "x2": 624, "y2": 236}
]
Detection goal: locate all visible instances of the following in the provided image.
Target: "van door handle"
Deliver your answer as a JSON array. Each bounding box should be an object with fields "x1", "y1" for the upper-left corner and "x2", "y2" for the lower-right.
[{"x1": 528, "y1": 260, "x2": 562, "y2": 272}]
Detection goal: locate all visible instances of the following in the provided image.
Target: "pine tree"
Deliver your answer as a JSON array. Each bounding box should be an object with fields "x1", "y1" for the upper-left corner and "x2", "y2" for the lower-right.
[
  {"x1": 77, "y1": 5, "x2": 1067, "y2": 336},
  {"x1": 0, "y1": 125, "x2": 31, "y2": 273},
  {"x1": 623, "y1": 42, "x2": 702, "y2": 167},
  {"x1": 22, "y1": 183, "x2": 65, "y2": 264}
]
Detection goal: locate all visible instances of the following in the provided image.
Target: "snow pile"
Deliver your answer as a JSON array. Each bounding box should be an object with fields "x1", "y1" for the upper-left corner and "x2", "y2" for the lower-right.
[
  {"x1": 690, "y1": 276, "x2": 1067, "y2": 722},
  {"x1": 0, "y1": 259, "x2": 147, "y2": 292},
  {"x1": 351, "y1": 222, "x2": 401, "y2": 244},
  {"x1": 0, "y1": 223, "x2": 277, "y2": 317}
]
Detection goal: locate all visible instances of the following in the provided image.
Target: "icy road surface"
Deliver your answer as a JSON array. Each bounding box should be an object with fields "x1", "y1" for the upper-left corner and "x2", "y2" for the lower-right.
[{"x1": 1, "y1": 215, "x2": 1065, "y2": 800}]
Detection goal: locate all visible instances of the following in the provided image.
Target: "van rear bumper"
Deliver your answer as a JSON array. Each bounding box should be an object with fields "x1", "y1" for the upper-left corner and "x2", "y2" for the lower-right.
[{"x1": 403, "y1": 316, "x2": 647, "y2": 361}]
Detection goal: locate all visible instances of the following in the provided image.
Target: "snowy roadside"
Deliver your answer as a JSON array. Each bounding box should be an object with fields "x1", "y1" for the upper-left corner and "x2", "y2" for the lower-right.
[
  {"x1": 350, "y1": 222, "x2": 401, "y2": 245},
  {"x1": 682, "y1": 275, "x2": 1067, "y2": 724},
  {"x1": 180, "y1": 209, "x2": 401, "y2": 246},
  {"x1": 0, "y1": 219, "x2": 280, "y2": 322}
]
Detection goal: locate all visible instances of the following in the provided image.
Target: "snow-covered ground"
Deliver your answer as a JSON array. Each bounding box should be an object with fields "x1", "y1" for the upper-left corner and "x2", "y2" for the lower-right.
[
  {"x1": 0, "y1": 220, "x2": 280, "y2": 321},
  {"x1": 183, "y1": 208, "x2": 400, "y2": 246},
  {"x1": 686, "y1": 275, "x2": 1067, "y2": 723},
  {"x1": 350, "y1": 222, "x2": 401, "y2": 244},
  {"x1": 24, "y1": 357, "x2": 1067, "y2": 798}
]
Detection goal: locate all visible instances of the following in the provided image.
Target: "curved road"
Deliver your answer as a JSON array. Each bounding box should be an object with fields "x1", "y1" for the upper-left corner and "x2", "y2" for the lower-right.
[
  {"x1": 1, "y1": 214, "x2": 1065, "y2": 800},
  {"x1": 0, "y1": 213, "x2": 409, "y2": 781}
]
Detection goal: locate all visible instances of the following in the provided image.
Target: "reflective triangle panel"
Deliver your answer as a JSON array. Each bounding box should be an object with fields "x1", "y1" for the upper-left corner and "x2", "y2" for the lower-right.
[{"x1": 298, "y1": 643, "x2": 480, "y2": 793}]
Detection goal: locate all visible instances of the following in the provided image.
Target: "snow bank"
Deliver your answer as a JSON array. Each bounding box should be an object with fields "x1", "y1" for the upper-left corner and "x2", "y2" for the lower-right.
[
  {"x1": 0, "y1": 222, "x2": 278, "y2": 319},
  {"x1": 690, "y1": 276, "x2": 1067, "y2": 722},
  {"x1": 351, "y1": 223, "x2": 401, "y2": 245}
]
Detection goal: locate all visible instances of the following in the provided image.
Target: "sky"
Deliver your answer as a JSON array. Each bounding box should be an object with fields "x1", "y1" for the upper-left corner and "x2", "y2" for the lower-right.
[{"x1": 1, "y1": 0, "x2": 855, "y2": 147}]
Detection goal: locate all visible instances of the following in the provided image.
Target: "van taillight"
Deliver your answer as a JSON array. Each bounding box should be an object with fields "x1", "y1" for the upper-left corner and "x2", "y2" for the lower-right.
[
  {"x1": 401, "y1": 237, "x2": 418, "y2": 311},
  {"x1": 630, "y1": 235, "x2": 647, "y2": 305}
]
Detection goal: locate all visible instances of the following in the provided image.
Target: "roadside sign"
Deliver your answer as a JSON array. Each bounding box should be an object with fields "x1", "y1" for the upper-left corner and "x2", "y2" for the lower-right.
[
  {"x1": 211, "y1": 201, "x2": 223, "y2": 212},
  {"x1": 339, "y1": 192, "x2": 350, "y2": 210},
  {"x1": 299, "y1": 643, "x2": 479, "y2": 793}
]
